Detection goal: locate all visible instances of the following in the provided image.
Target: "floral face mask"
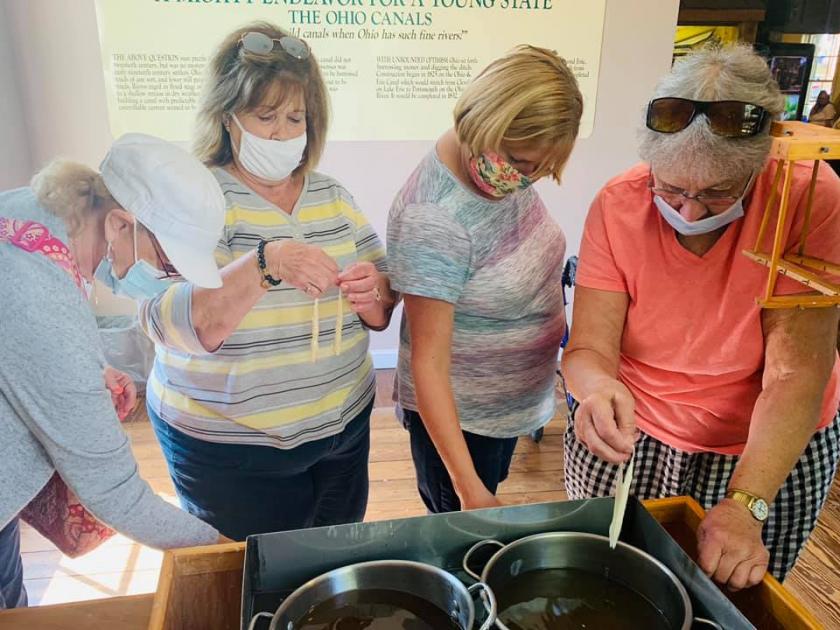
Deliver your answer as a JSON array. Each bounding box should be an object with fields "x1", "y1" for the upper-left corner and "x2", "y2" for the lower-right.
[{"x1": 467, "y1": 151, "x2": 533, "y2": 198}]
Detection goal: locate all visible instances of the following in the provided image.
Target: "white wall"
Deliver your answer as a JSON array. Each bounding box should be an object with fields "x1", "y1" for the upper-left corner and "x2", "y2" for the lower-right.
[
  {"x1": 2, "y1": 0, "x2": 680, "y2": 362},
  {"x1": 0, "y1": 2, "x2": 33, "y2": 189}
]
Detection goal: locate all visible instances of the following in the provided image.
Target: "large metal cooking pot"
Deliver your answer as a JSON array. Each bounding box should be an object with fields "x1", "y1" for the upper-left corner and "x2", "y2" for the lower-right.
[
  {"x1": 248, "y1": 559, "x2": 497, "y2": 630},
  {"x1": 463, "y1": 532, "x2": 721, "y2": 630}
]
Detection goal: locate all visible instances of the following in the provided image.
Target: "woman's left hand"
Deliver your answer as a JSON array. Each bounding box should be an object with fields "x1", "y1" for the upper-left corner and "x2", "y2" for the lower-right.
[
  {"x1": 103, "y1": 366, "x2": 138, "y2": 421},
  {"x1": 338, "y1": 262, "x2": 383, "y2": 315},
  {"x1": 697, "y1": 499, "x2": 770, "y2": 591}
]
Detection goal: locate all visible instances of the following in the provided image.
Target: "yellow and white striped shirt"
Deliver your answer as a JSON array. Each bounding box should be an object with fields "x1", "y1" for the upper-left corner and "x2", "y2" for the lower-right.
[{"x1": 139, "y1": 168, "x2": 386, "y2": 449}]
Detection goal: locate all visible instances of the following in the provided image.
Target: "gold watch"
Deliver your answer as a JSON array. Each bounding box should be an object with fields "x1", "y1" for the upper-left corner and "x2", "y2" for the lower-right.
[{"x1": 725, "y1": 489, "x2": 769, "y2": 522}]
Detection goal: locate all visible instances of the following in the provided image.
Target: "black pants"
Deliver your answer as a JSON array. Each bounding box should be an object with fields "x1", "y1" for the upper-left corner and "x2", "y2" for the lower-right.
[
  {"x1": 404, "y1": 408, "x2": 518, "y2": 513},
  {"x1": 150, "y1": 400, "x2": 373, "y2": 541}
]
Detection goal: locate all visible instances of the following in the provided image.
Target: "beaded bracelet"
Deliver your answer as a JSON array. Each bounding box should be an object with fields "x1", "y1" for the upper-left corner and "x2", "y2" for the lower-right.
[{"x1": 256, "y1": 239, "x2": 282, "y2": 288}]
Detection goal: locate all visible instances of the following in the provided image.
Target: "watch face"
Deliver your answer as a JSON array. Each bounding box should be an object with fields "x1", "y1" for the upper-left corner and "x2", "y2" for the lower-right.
[{"x1": 752, "y1": 499, "x2": 769, "y2": 521}]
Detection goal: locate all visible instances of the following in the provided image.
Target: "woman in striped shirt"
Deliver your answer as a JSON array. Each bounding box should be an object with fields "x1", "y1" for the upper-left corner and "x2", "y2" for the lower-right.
[{"x1": 139, "y1": 23, "x2": 396, "y2": 540}]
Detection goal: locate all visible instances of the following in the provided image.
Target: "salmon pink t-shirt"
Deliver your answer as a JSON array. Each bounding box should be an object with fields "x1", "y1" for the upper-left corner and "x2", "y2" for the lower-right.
[{"x1": 576, "y1": 160, "x2": 840, "y2": 455}]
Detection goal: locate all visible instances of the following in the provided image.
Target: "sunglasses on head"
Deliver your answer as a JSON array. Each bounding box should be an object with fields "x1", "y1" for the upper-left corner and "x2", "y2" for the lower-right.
[
  {"x1": 646, "y1": 97, "x2": 770, "y2": 138},
  {"x1": 239, "y1": 31, "x2": 309, "y2": 61}
]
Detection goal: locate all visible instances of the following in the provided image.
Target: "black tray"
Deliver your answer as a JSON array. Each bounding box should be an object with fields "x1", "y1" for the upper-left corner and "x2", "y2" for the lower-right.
[{"x1": 241, "y1": 497, "x2": 753, "y2": 629}]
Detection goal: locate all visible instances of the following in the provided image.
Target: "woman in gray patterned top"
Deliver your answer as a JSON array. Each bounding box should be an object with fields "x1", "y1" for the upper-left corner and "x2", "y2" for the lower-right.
[
  {"x1": 0, "y1": 135, "x2": 226, "y2": 609},
  {"x1": 387, "y1": 46, "x2": 583, "y2": 513}
]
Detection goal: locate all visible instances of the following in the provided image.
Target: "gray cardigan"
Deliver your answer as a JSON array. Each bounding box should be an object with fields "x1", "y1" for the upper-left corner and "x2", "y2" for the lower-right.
[{"x1": 0, "y1": 187, "x2": 218, "y2": 548}]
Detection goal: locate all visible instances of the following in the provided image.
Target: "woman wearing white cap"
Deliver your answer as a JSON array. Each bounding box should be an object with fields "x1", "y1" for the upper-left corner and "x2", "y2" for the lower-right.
[
  {"x1": 0, "y1": 134, "x2": 228, "y2": 609},
  {"x1": 139, "y1": 23, "x2": 397, "y2": 540}
]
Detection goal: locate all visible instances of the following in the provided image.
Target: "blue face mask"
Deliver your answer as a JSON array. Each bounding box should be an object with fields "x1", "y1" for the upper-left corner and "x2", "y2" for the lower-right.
[
  {"x1": 95, "y1": 222, "x2": 172, "y2": 300},
  {"x1": 653, "y1": 174, "x2": 754, "y2": 237}
]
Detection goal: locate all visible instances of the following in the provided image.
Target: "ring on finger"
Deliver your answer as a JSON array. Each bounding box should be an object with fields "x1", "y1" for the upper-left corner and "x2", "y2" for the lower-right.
[{"x1": 306, "y1": 283, "x2": 320, "y2": 296}]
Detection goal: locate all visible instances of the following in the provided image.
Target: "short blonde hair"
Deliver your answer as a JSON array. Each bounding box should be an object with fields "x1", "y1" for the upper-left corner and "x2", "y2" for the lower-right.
[
  {"x1": 31, "y1": 160, "x2": 117, "y2": 237},
  {"x1": 194, "y1": 22, "x2": 329, "y2": 173},
  {"x1": 454, "y1": 45, "x2": 583, "y2": 181}
]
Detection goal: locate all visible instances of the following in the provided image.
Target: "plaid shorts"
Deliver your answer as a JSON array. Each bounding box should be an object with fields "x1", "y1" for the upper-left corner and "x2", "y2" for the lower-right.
[{"x1": 563, "y1": 408, "x2": 840, "y2": 581}]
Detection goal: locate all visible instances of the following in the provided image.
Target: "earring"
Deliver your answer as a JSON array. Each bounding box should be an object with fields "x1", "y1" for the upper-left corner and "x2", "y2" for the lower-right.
[{"x1": 105, "y1": 241, "x2": 114, "y2": 262}]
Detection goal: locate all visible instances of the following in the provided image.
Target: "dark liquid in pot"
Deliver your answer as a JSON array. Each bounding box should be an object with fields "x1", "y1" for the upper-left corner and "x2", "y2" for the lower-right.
[
  {"x1": 296, "y1": 588, "x2": 462, "y2": 630},
  {"x1": 497, "y1": 568, "x2": 671, "y2": 630}
]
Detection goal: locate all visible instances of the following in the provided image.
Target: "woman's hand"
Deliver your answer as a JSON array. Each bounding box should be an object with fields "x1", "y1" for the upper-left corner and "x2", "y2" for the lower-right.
[
  {"x1": 458, "y1": 482, "x2": 503, "y2": 511},
  {"x1": 561, "y1": 286, "x2": 633, "y2": 463},
  {"x1": 573, "y1": 378, "x2": 636, "y2": 463},
  {"x1": 338, "y1": 262, "x2": 383, "y2": 315},
  {"x1": 265, "y1": 241, "x2": 339, "y2": 297},
  {"x1": 698, "y1": 499, "x2": 769, "y2": 590},
  {"x1": 103, "y1": 366, "x2": 137, "y2": 421}
]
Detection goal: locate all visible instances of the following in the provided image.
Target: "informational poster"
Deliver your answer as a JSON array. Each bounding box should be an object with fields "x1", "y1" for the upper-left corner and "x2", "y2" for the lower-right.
[{"x1": 94, "y1": 0, "x2": 606, "y2": 141}]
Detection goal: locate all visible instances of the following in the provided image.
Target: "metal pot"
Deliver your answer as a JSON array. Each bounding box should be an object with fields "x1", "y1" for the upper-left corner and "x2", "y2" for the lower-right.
[
  {"x1": 463, "y1": 532, "x2": 721, "y2": 630},
  {"x1": 248, "y1": 559, "x2": 497, "y2": 630}
]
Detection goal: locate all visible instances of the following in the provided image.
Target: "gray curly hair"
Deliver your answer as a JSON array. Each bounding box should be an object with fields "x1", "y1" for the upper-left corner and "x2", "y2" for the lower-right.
[
  {"x1": 639, "y1": 45, "x2": 784, "y2": 183},
  {"x1": 30, "y1": 160, "x2": 117, "y2": 237}
]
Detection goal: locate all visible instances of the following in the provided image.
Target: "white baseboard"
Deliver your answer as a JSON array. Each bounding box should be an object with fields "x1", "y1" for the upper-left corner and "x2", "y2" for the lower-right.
[{"x1": 371, "y1": 349, "x2": 398, "y2": 369}]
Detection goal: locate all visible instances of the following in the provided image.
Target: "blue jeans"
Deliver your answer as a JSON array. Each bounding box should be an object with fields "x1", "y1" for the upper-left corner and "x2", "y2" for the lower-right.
[
  {"x1": 404, "y1": 409, "x2": 518, "y2": 514},
  {"x1": 0, "y1": 517, "x2": 27, "y2": 609},
  {"x1": 149, "y1": 401, "x2": 373, "y2": 541}
]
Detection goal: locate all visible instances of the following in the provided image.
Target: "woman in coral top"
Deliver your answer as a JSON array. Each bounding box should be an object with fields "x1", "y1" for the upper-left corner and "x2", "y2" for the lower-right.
[{"x1": 562, "y1": 46, "x2": 840, "y2": 591}]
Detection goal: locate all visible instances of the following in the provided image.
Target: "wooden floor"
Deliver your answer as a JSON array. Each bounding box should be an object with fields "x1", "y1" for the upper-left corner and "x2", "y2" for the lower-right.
[{"x1": 17, "y1": 370, "x2": 840, "y2": 627}]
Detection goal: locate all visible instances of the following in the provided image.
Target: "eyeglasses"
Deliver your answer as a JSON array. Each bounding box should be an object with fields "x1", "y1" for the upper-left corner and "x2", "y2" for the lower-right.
[
  {"x1": 150, "y1": 235, "x2": 181, "y2": 280},
  {"x1": 239, "y1": 32, "x2": 309, "y2": 61},
  {"x1": 646, "y1": 97, "x2": 770, "y2": 138},
  {"x1": 648, "y1": 170, "x2": 752, "y2": 210}
]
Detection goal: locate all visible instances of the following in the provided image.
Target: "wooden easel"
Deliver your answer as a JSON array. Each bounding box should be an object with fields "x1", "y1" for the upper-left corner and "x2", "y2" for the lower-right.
[{"x1": 743, "y1": 121, "x2": 840, "y2": 309}]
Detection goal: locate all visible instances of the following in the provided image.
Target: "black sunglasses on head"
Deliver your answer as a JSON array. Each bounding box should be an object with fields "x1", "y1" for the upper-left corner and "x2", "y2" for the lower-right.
[
  {"x1": 238, "y1": 32, "x2": 309, "y2": 61},
  {"x1": 646, "y1": 97, "x2": 770, "y2": 138}
]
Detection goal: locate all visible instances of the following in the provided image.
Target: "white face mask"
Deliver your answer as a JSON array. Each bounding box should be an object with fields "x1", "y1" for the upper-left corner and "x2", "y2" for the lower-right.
[
  {"x1": 653, "y1": 174, "x2": 754, "y2": 236},
  {"x1": 231, "y1": 113, "x2": 306, "y2": 183}
]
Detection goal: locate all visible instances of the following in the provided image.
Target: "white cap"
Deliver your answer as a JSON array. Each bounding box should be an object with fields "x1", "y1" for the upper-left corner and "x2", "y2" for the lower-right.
[{"x1": 100, "y1": 133, "x2": 225, "y2": 288}]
